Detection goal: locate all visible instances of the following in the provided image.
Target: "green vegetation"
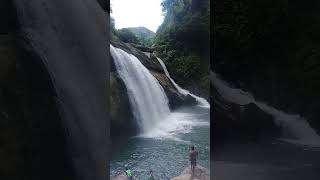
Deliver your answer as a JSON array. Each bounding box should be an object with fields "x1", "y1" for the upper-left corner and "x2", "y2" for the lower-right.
[
  {"x1": 111, "y1": 0, "x2": 210, "y2": 96},
  {"x1": 154, "y1": 0, "x2": 210, "y2": 92},
  {"x1": 110, "y1": 16, "x2": 118, "y2": 41},
  {"x1": 110, "y1": 15, "x2": 155, "y2": 46},
  {"x1": 110, "y1": 16, "x2": 138, "y2": 44},
  {"x1": 116, "y1": 28, "x2": 140, "y2": 44},
  {"x1": 111, "y1": 23, "x2": 154, "y2": 46},
  {"x1": 125, "y1": 27, "x2": 155, "y2": 47}
]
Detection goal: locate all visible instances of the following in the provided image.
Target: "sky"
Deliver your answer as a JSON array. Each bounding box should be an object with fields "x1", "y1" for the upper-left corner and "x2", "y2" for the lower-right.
[{"x1": 111, "y1": 0, "x2": 164, "y2": 32}]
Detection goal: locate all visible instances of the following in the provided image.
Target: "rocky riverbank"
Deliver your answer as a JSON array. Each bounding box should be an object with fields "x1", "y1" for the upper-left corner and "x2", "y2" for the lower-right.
[{"x1": 110, "y1": 165, "x2": 210, "y2": 180}]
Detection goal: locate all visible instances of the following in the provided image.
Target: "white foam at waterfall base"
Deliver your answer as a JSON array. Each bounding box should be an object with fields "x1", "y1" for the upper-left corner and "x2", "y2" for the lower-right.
[
  {"x1": 156, "y1": 57, "x2": 210, "y2": 108},
  {"x1": 211, "y1": 71, "x2": 320, "y2": 147},
  {"x1": 111, "y1": 45, "x2": 209, "y2": 141},
  {"x1": 140, "y1": 108, "x2": 209, "y2": 142},
  {"x1": 111, "y1": 45, "x2": 170, "y2": 133}
]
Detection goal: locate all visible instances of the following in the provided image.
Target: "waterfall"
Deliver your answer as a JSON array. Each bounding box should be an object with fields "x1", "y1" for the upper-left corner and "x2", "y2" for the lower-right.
[
  {"x1": 156, "y1": 57, "x2": 210, "y2": 108},
  {"x1": 110, "y1": 45, "x2": 171, "y2": 133},
  {"x1": 211, "y1": 72, "x2": 320, "y2": 146}
]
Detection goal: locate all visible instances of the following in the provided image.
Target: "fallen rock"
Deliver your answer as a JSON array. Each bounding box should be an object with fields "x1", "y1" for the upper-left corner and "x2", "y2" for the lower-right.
[
  {"x1": 171, "y1": 165, "x2": 210, "y2": 180},
  {"x1": 111, "y1": 173, "x2": 138, "y2": 180}
]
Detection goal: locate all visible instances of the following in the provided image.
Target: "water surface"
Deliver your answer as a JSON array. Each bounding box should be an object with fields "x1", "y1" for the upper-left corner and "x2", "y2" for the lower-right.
[{"x1": 110, "y1": 106, "x2": 210, "y2": 179}]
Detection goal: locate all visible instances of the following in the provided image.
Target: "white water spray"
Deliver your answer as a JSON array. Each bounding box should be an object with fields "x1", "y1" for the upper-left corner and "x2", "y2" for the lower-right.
[
  {"x1": 156, "y1": 57, "x2": 210, "y2": 108},
  {"x1": 110, "y1": 45, "x2": 209, "y2": 140},
  {"x1": 111, "y1": 45, "x2": 170, "y2": 133},
  {"x1": 211, "y1": 71, "x2": 320, "y2": 146}
]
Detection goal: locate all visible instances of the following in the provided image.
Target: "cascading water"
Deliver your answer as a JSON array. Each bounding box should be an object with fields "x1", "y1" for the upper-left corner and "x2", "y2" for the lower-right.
[
  {"x1": 110, "y1": 45, "x2": 170, "y2": 133},
  {"x1": 110, "y1": 46, "x2": 210, "y2": 179},
  {"x1": 156, "y1": 57, "x2": 210, "y2": 108},
  {"x1": 211, "y1": 71, "x2": 320, "y2": 146}
]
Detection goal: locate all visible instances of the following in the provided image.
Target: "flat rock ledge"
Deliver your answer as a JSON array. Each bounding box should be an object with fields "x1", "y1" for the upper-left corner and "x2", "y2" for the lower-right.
[
  {"x1": 111, "y1": 165, "x2": 210, "y2": 180},
  {"x1": 171, "y1": 165, "x2": 210, "y2": 180}
]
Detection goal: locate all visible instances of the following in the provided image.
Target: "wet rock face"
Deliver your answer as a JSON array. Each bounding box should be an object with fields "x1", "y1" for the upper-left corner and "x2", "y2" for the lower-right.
[
  {"x1": 110, "y1": 71, "x2": 136, "y2": 137},
  {"x1": 151, "y1": 71, "x2": 197, "y2": 109},
  {"x1": 212, "y1": 83, "x2": 281, "y2": 142},
  {"x1": 110, "y1": 41, "x2": 197, "y2": 136},
  {"x1": 4, "y1": 0, "x2": 110, "y2": 179},
  {"x1": 110, "y1": 40, "x2": 197, "y2": 111},
  {"x1": 1, "y1": 1, "x2": 74, "y2": 179},
  {"x1": 0, "y1": 35, "x2": 74, "y2": 180},
  {"x1": 111, "y1": 41, "x2": 164, "y2": 72}
]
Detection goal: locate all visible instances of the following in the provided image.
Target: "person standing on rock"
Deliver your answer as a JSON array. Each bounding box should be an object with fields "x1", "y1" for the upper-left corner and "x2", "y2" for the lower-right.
[{"x1": 189, "y1": 146, "x2": 199, "y2": 173}]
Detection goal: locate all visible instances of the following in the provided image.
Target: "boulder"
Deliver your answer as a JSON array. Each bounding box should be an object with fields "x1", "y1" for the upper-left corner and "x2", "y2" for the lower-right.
[
  {"x1": 111, "y1": 173, "x2": 138, "y2": 180},
  {"x1": 171, "y1": 165, "x2": 210, "y2": 180}
]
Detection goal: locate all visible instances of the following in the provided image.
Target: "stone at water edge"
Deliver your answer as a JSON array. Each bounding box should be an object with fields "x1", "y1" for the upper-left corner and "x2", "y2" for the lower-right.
[
  {"x1": 111, "y1": 173, "x2": 138, "y2": 180},
  {"x1": 171, "y1": 165, "x2": 210, "y2": 180}
]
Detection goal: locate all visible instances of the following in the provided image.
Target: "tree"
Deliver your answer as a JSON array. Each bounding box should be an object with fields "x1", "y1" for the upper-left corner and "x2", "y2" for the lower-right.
[
  {"x1": 117, "y1": 29, "x2": 139, "y2": 44},
  {"x1": 154, "y1": 0, "x2": 210, "y2": 86}
]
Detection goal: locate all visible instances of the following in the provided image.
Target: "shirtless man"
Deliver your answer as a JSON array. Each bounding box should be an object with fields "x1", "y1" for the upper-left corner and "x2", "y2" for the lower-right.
[{"x1": 189, "y1": 146, "x2": 199, "y2": 173}]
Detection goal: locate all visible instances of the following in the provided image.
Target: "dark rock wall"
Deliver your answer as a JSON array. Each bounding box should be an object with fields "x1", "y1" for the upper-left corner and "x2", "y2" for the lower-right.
[
  {"x1": 211, "y1": 83, "x2": 281, "y2": 144},
  {"x1": 110, "y1": 60, "x2": 135, "y2": 138},
  {"x1": 1, "y1": 0, "x2": 110, "y2": 179},
  {"x1": 0, "y1": 1, "x2": 74, "y2": 178},
  {"x1": 3, "y1": 0, "x2": 110, "y2": 179},
  {"x1": 213, "y1": 0, "x2": 320, "y2": 132}
]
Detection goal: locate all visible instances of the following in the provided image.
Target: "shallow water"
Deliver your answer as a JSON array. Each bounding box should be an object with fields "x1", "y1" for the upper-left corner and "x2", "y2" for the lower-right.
[{"x1": 110, "y1": 105, "x2": 210, "y2": 179}]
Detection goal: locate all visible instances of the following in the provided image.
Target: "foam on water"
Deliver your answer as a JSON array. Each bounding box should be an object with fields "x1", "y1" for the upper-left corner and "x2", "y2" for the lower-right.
[{"x1": 139, "y1": 108, "x2": 209, "y2": 141}]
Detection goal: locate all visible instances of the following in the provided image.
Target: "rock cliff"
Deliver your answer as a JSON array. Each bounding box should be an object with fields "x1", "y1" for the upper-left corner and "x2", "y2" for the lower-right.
[{"x1": 110, "y1": 41, "x2": 196, "y2": 137}]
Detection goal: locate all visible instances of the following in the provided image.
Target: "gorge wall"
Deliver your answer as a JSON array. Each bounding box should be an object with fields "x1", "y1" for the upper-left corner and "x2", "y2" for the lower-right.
[
  {"x1": 1, "y1": 1, "x2": 74, "y2": 179},
  {"x1": 213, "y1": 0, "x2": 320, "y2": 132},
  {"x1": 1, "y1": 0, "x2": 109, "y2": 180}
]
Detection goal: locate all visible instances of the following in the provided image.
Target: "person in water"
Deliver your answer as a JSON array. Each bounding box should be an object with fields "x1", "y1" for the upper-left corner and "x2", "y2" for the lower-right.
[
  {"x1": 148, "y1": 170, "x2": 155, "y2": 180},
  {"x1": 189, "y1": 146, "x2": 199, "y2": 173},
  {"x1": 125, "y1": 167, "x2": 133, "y2": 180}
]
